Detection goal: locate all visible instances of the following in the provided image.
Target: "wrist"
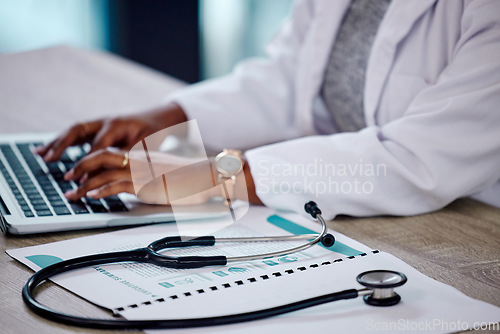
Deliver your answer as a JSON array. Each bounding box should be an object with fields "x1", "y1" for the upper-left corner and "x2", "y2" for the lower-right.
[
  {"x1": 165, "y1": 102, "x2": 188, "y2": 125},
  {"x1": 148, "y1": 102, "x2": 188, "y2": 131},
  {"x1": 207, "y1": 156, "x2": 262, "y2": 205},
  {"x1": 239, "y1": 161, "x2": 262, "y2": 205}
]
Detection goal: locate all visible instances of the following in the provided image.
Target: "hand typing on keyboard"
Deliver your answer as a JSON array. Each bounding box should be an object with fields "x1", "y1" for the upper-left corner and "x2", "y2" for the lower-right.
[
  {"x1": 63, "y1": 148, "x2": 134, "y2": 201},
  {"x1": 65, "y1": 149, "x2": 221, "y2": 205},
  {"x1": 34, "y1": 104, "x2": 187, "y2": 162},
  {"x1": 33, "y1": 103, "x2": 188, "y2": 201}
]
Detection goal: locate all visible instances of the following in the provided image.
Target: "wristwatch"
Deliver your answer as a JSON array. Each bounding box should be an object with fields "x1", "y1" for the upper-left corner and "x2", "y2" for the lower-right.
[
  {"x1": 214, "y1": 149, "x2": 244, "y2": 183},
  {"x1": 214, "y1": 149, "x2": 243, "y2": 207}
]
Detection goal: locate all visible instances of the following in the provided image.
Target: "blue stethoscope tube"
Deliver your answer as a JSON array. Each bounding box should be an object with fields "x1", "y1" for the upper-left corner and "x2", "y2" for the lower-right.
[{"x1": 22, "y1": 202, "x2": 407, "y2": 329}]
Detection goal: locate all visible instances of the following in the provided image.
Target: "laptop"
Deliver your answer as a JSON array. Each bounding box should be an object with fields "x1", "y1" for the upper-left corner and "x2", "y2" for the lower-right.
[{"x1": 0, "y1": 133, "x2": 225, "y2": 235}]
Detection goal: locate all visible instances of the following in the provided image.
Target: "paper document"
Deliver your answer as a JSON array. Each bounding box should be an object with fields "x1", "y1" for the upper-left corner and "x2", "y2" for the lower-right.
[
  {"x1": 7, "y1": 206, "x2": 370, "y2": 311},
  {"x1": 7, "y1": 206, "x2": 500, "y2": 333}
]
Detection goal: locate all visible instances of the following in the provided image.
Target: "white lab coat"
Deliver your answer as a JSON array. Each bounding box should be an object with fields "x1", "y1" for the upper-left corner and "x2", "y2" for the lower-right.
[{"x1": 167, "y1": 0, "x2": 500, "y2": 219}]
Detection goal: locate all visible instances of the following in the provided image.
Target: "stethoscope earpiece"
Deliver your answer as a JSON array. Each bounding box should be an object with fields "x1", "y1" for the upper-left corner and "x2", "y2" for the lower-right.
[
  {"x1": 320, "y1": 233, "x2": 335, "y2": 247},
  {"x1": 304, "y1": 202, "x2": 335, "y2": 247}
]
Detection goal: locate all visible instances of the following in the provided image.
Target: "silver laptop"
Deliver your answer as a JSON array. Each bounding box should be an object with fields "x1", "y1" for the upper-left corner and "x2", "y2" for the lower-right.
[{"x1": 0, "y1": 133, "x2": 223, "y2": 235}]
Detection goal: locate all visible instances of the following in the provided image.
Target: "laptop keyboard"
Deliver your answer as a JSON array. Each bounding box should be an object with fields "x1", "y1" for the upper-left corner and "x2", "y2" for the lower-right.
[{"x1": 0, "y1": 142, "x2": 128, "y2": 218}]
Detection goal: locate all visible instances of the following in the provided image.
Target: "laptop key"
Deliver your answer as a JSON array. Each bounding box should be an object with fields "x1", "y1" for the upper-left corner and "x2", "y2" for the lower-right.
[
  {"x1": 30, "y1": 165, "x2": 44, "y2": 174},
  {"x1": 18, "y1": 177, "x2": 34, "y2": 186},
  {"x1": 15, "y1": 193, "x2": 26, "y2": 201},
  {"x1": 54, "y1": 206, "x2": 71, "y2": 215},
  {"x1": 40, "y1": 183, "x2": 57, "y2": 192},
  {"x1": 108, "y1": 203, "x2": 128, "y2": 212},
  {"x1": 36, "y1": 210, "x2": 53, "y2": 217},
  {"x1": 29, "y1": 198, "x2": 46, "y2": 205},
  {"x1": 25, "y1": 189, "x2": 42, "y2": 197},
  {"x1": 23, "y1": 210, "x2": 35, "y2": 218},
  {"x1": 47, "y1": 195, "x2": 64, "y2": 203},
  {"x1": 36, "y1": 175, "x2": 52, "y2": 184},
  {"x1": 90, "y1": 204, "x2": 108, "y2": 213},
  {"x1": 57, "y1": 181, "x2": 73, "y2": 193},
  {"x1": 85, "y1": 198, "x2": 108, "y2": 213},
  {"x1": 22, "y1": 185, "x2": 37, "y2": 192},
  {"x1": 86, "y1": 197, "x2": 103, "y2": 205},
  {"x1": 33, "y1": 204, "x2": 49, "y2": 211},
  {"x1": 49, "y1": 199, "x2": 67, "y2": 207},
  {"x1": 46, "y1": 162, "x2": 61, "y2": 173},
  {"x1": 62, "y1": 161, "x2": 75, "y2": 171},
  {"x1": 104, "y1": 195, "x2": 128, "y2": 212},
  {"x1": 51, "y1": 171, "x2": 65, "y2": 181},
  {"x1": 44, "y1": 189, "x2": 60, "y2": 197},
  {"x1": 16, "y1": 143, "x2": 30, "y2": 149},
  {"x1": 70, "y1": 201, "x2": 89, "y2": 214},
  {"x1": 27, "y1": 193, "x2": 43, "y2": 201},
  {"x1": 19, "y1": 177, "x2": 34, "y2": 184}
]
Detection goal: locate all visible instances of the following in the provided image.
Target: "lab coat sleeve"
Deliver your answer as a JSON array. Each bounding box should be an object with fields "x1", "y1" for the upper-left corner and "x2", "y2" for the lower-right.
[
  {"x1": 246, "y1": 0, "x2": 500, "y2": 219},
  {"x1": 164, "y1": 0, "x2": 313, "y2": 151}
]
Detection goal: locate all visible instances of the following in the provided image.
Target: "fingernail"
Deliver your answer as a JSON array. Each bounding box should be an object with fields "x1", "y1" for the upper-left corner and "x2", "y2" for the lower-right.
[
  {"x1": 44, "y1": 149, "x2": 54, "y2": 162},
  {"x1": 65, "y1": 189, "x2": 77, "y2": 199},
  {"x1": 64, "y1": 169, "x2": 74, "y2": 180},
  {"x1": 33, "y1": 146, "x2": 43, "y2": 154},
  {"x1": 79, "y1": 174, "x2": 88, "y2": 184},
  {"x1": 86, "y1": 189, "x2": 99, "y2": 198}
]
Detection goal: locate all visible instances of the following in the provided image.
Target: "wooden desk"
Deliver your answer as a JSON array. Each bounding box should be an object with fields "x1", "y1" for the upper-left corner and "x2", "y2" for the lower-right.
[{"x1": 1, "y1": 47, "x2": 499, "y2": 334}]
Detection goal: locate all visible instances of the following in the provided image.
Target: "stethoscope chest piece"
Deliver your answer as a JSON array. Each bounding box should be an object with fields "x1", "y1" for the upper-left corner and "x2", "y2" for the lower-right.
[{"x1": 356, "y1": 270, "x2": 407, "y2": 307}]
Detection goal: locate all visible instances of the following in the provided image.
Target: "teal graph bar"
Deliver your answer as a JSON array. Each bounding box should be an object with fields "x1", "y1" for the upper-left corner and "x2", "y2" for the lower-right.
[{"x1": 267, "y1": 215, "x2": 362, "y2": 257}]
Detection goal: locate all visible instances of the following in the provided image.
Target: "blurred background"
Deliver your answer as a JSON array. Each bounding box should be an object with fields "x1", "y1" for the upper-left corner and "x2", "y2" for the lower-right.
[{"x1": 0, "y1": 0, "x2": 294, "y2": 83}]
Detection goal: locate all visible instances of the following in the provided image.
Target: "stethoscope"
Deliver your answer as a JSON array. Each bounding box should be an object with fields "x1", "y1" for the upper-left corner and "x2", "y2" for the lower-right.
[{"x1": 22, "y1": 201, "x2": 407, "y2": 330}]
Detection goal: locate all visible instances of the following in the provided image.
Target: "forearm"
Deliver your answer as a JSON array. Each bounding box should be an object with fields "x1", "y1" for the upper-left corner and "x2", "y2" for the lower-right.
[{"x1": 145, "y1": 102, "x2": 188, "y2": 131}]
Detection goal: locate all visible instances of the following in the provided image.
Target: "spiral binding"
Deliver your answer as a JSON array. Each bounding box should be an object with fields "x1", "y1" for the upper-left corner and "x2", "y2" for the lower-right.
[{"x1": 114, "y1": 250, "x2": 381, "y2": 313}]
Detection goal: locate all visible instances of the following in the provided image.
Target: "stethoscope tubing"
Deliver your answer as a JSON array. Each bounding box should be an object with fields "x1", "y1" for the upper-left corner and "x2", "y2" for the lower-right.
[
  {"x1": 22, "y1": 202, "x2": 341, "y2": 329},
  {"x1": 24, "y1": 255, "x2": 361, "y2": 330}
]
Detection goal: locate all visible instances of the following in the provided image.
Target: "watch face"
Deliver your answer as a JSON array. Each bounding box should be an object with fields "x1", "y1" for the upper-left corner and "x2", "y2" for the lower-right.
[{"x1": 218, "y1": 155, "x2": 242, "y2": 174}]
